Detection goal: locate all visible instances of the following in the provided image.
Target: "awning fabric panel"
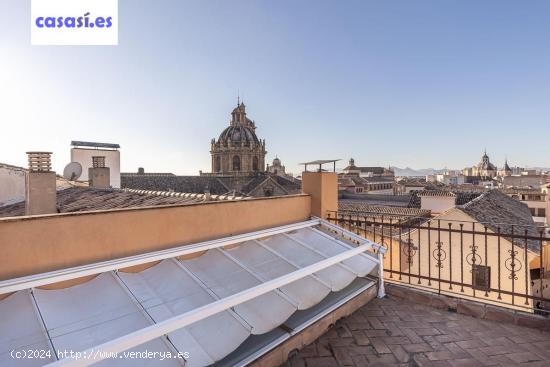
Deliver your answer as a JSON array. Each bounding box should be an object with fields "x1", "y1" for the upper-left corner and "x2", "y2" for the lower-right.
[
  {"x1": 289, "y1": 228, "x2": 378, "y2": 276},
  {"x1": 257, "y1": 234, "x2": 357, "y2": 291},
  {"x1": 0, "y1": 291, "x2": 55, "y2": 367},
  {"x1": 33, "y1": 273, "x2": 181, "y2": 367},
  {"x1": 225, "y1": 241, "x2": 331, "y2": 309},
  {"x1": 181, "y1": 250, "x2": 296, "y2": 335},
  {"x1": 117, "y1": 260, "x2": 251, "y2": 366}
]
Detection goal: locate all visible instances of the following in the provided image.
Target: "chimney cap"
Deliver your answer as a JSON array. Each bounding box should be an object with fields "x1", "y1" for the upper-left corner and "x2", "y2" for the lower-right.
[{"x1": 26, "y1": 151, "x2": 53, "y2": 172}]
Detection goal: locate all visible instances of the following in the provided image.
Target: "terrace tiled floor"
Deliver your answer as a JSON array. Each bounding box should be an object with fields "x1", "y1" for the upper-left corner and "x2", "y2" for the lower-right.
[{"x1": 287, "y1": 295, "x2": 550, "y2": 367}]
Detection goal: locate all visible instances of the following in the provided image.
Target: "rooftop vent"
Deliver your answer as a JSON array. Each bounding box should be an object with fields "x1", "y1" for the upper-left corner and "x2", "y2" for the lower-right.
[
  {"x1": 92, "y1": 156, "x2": 106, "y2": 168},
  {"x1": 89, "y1": 156, "x2": 110, "y2": 188},
  {"x1": 26, "y1": 152, "x2": 52, "y2": 172},
  {"x1": 25, "y1": 152, "x2": 56, "y2": 215}
]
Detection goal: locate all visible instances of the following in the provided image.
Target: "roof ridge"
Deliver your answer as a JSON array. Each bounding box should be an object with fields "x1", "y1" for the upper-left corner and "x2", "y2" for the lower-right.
[{"x1": 458, "y1": 190, "x2": 490, "y2": 209}]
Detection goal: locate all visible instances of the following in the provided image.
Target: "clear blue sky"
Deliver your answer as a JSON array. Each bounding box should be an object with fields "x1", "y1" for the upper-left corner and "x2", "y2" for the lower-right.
[{"x1": 1, "y1": 0, "x2": 549, "y2": 175}]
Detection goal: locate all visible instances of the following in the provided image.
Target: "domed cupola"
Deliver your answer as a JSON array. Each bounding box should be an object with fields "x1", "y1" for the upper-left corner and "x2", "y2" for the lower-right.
[
  {"x1": 210, "y1": 101, "x2": 267, "y2": 174},
  {"x1": 217, "y1": 102, "x2": 260, "y2": 147}
]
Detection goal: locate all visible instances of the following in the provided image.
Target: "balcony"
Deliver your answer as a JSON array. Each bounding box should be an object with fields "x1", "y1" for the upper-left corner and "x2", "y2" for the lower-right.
[{"x1": 327, "y1": 210, "x2": 550, "y2": 314}]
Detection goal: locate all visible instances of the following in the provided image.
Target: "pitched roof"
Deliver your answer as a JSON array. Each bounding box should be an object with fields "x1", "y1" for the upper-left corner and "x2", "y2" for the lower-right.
[
  {"x1": 338, "y1": 200, "x2": 431, "y2": 217},
  {"x1": 408, "y1": 190, "x2": 484, "y2": 208},
  {"x1": 343, "y1": 166, "x2": 388, "y2": 175},
  {"x1": 0, "y1": 187, "x2": 229, "y2": 218},
  {"x1": 122, "y1": 173, "x2": 300, "y2": 197},
  {"x1": 0, "y1": 162, "x2": 26, "y2": 172},
  {"x1": 417, "y1": 190, "x2": 456, "y2": 197},
  {"x1": 458, "y1": 190, "x2": 542, "y2": 252},
  {"x1": 339, "y1": 192, "x2": 412, "y2": 207},
  {"x1": 121, "y1": 175, "x2": 230, "y2": 195}
]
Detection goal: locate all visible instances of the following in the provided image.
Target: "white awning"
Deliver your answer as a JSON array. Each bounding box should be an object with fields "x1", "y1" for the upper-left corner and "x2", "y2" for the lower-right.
[
  {"x1": 181, "y1": 249, "x2": 296, "y2": 335},
  {"x1": 0, "y1": 291, "x2": 55, "y2": 367},
  {"x1": 117, "y1": 260, "x2": 250, "y2": 367},
  {"x1": 223, "y1": 240, "x2": 331, "y2": 309},
  {"x1": 33, "y1": 273, "x2": 181, "y2": 367},
  {"x1": 0, "y1": 219, "x2": 383, "y2": 367}
]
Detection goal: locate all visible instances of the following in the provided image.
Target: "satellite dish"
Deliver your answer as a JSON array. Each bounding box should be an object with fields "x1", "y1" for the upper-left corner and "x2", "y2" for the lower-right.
[{"x1": 63, "y1": 162, "x2": 82, "y2": 181}]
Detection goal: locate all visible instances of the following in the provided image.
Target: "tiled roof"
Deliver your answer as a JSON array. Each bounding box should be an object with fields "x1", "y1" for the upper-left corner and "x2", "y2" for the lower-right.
[
  {"x1": 339, "y1": 193, "x2": 412, "y2": 207},
  {"x1": 458, "y1": 190, "x2": 541, "y2": 252},
  {"x1": 122, "y1": 173, "x2": 300, "y2": 197},
  {"x1": 338, "y1": 200, "x2": 431, "y2": 217},
  {"x1": 338, "y1": 175, "x2": 394, "y2": 186},
  {"x1": 0, "y1": 187, "x2": 226, "y2": 218},
  {"x1": 0, "y1": 162, "x2": 26, "y2": 172},
  {"x1": 343, "y1": 166, "x2": 388, "y2": 175},
  {"x1": 408, "y1": 190, "x2": 484, "y2": 208},
  {"x1": 417, "y1": 190, "x2": 456, "y2": 197},
  {"x1": 499, "y1": 188, "x2": 545, "y2": 195},
  {"x1": 121, "y1": 172, "x2": 176, "y2": 177},
  {"x1": 121, "y1": 175, "x2": 230, "y2": 195},
  {"x1": 455, "y1": 191, "x2": 484, "y2": 205}
]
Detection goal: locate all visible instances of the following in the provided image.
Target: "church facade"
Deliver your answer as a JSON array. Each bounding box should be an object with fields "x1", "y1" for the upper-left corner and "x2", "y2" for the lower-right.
[
  {"x1": 463, "y1": 151, "x2": 498, "y2": 179},
  {"x1": 210, "y1": 102, "x2": 266, "y2": 175}
]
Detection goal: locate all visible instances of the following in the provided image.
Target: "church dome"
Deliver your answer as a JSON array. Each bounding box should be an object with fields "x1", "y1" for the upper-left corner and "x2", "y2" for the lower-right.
[
  {"x1": 218, "y1": 124, "x2": 260, "y2": 146},
  {"x1": 273, "y1": 157, "x2": 281, "y2": 166},
  {"x1": 211, "y1": 101, "x2": 267, "y2": 175}
]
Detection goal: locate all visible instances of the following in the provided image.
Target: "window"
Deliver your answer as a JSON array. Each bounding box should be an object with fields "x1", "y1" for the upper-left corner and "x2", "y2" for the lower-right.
[
  {"x1": 472, "y1": 265, "x2": 491, "y2": 291},
  {"x1": 215, "y1": 156, "x2": 221, "y2": 172},
  {"x1": 232, "y1": 155, "x2": 240, "y2": 171},
  {"x1": 252, "y1": 156, "x2": 259, "y2": 171},
  {"x1": 355, "y1": 187, "x2": 363, "y2": 193},
  {"x1": 529, "y1": 208, "x2": 536, "y2": 216},
  {"x1": 538, "y1": 208, "x2": 546, "y2": 217}
]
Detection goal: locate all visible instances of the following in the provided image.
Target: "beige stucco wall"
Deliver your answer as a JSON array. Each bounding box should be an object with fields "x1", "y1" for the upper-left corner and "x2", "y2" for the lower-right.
[
  {"x1": 0, "y1": 166, "x2": 26, "y2": 206},
  {"x1": 0, "y1": 194, "x2": 311, "y2": 280},
  {"x1": 71, "y1": 148, "x2": 121, "y2": 188},
  {"x1": 301, "y1": 172, "x2": 337, "y2": 219},
  {"x1": 420, "y1": 196, "x2": 455, "y2": 214}
]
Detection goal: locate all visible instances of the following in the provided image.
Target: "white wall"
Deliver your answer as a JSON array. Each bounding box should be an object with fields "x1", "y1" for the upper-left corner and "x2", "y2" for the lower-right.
[
  {"x1": 71, "y1": 148, "x2": 120, "y2": 188},
  {"x1": 0, "y1": 165, "x2": 26, "y2": 206},
  {"x1": 420, "y1": 196, "x2": 455, "y2": 214},
  {"x1": 368, "y1": 188, "x2": 394, "y2": 195}
]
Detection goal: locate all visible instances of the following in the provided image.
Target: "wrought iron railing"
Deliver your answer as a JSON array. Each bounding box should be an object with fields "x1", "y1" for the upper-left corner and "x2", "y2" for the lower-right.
[{"x1": 327, "y1": 210, "x2": 550, "y2": 314}]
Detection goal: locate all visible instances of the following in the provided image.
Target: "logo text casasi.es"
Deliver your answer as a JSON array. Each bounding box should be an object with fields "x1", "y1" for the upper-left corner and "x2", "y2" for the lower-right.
[{"x1": 31, "y1": 0, "x2": 118, "y2": 45}]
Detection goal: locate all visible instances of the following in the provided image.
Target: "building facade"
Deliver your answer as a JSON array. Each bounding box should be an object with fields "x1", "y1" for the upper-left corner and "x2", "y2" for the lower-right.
[
  {"x1": 342, "y1": 158, "x2": 394, "y2": 178},
  {"x1": 70, "y1": 141, "x2": 121, "y2": 188},
  {"x1": 465, "y1": 151, "x2": 497, "y2": 179}
]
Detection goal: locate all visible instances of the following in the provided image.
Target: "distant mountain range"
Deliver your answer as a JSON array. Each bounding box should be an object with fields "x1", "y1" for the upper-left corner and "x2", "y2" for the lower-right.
[{"x1": 391, "y1": 166, "x2": 550, "y2": 177}]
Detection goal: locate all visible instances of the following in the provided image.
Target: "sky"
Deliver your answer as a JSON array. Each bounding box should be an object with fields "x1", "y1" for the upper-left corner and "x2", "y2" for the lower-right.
[{"x1": 1, "y1": 0, "x2": 549, "y2": 175}]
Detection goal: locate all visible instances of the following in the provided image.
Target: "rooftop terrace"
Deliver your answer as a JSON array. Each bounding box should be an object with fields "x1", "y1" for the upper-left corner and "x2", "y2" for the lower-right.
[{"x1": 289, "y1": 290, "x2": 550, "y2": 366}]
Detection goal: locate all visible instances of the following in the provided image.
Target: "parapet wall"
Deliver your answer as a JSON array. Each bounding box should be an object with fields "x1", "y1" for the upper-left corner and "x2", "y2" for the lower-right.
[{"x1": 0, "y1": 194, "x2": 311, "y2": 280}]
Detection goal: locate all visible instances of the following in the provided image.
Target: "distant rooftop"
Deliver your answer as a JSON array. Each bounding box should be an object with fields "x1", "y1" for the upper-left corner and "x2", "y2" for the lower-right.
[
  {"x1": 300, "y1": 159, "x2": 341, "y2": 172},
  {"x1": 71, "y1": 141, "x2": 120, "y2": 149},
  {"x1": 0, "y1": 187, "x2": 243, "y2": 218}
]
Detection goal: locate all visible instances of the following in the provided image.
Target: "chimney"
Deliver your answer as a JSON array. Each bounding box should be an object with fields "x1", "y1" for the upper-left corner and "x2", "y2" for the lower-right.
[
  {"x1": 301, "y1": 170, "x2": 338, "y2": 219},
  {"x1": 88, "y1": 156, "x2": 110, "y2": 188},
  {"x1": 25, "y1": 151, "x2": 57, "y2": 215}
]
